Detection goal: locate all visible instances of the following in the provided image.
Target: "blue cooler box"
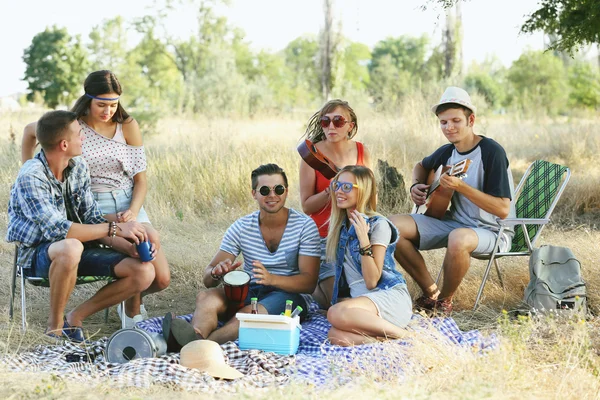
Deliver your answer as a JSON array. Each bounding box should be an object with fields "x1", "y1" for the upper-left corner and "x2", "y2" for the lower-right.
[{"x1": 236, "y1": 313, "x2": 301, "y2": 355}]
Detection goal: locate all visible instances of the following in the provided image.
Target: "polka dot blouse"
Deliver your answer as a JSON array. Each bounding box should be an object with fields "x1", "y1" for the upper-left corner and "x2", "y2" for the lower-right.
[{"x1": 80, "y1": 120, "x2": 147, "y2": 192}]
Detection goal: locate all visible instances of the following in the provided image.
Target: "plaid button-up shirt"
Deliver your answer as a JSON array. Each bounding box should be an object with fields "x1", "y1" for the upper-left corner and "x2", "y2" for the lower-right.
[{"x1": 6, "y1": 151, "x2": 107, "y2": 273}]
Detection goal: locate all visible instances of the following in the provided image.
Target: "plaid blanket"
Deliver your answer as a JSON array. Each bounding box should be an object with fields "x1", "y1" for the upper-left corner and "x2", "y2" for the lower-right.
[{"x1": 1, "y1": 303, "x2": 498, "y2": 391}]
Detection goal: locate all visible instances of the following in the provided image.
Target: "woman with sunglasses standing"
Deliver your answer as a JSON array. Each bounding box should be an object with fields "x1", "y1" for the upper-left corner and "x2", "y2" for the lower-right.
[
  {"x1": 325, "y1": 165, "x2": 412, "y2": 346},
  {"x1": 21, "y1": 70, "x2": 170, "y2": 327},
  {"x1": 299, "y1": 99, "x2": 371, "y2": 309}
]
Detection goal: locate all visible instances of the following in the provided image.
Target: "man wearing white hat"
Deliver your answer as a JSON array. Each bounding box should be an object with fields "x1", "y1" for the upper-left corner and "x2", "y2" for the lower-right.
[{"x1": 391, "y1": 87, "x2": 515, "y2": 314}]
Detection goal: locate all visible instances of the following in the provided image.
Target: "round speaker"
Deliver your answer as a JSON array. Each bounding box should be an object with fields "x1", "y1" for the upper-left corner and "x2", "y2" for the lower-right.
[{"x1": 106, "y1": 328, "x2": 167, "y2": 363}]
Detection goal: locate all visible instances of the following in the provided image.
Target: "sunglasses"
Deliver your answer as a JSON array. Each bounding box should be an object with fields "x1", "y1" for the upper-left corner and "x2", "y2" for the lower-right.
[
  {"x1": 331, "y1": 180, "x2": 360, "y2": 193},
  {"x1": 320, "y1": 115, "x2": 350, "y2": 129},
  {"x1": 258, "y1": 184, "x2": 286, "y2": 196}
]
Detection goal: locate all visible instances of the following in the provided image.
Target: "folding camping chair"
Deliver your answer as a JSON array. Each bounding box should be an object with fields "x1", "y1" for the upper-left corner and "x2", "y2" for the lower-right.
[
  {"x1": 8, "y1": 245, "x2": 125, "y2": 331},
  {"x1": 472, "y1": 160, "x2": 571, "y2": 310}
]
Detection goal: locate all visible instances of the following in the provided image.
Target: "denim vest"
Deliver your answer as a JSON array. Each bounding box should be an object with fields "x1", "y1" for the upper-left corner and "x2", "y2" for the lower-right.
[{"x1": 331, "y1": 214, "x2": 407, "y2": 305}]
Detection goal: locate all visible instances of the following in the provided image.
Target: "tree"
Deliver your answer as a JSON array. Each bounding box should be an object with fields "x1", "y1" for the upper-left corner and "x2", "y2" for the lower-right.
[
  {"x1": 568, "y1": 62, "x2": 600, "y2": 109},
  {"x1": 521, "y1": 0, "x2": 600, "y2": 54},
  {"x1": 431, "y1": 0, "x2": 600, "y2": 54},
  {"x1": 507, "y1": 50, "x2": 568, "y2": 115},
  {"x1": 23, "y1": 26, "x2": 89, "y2": 108}
]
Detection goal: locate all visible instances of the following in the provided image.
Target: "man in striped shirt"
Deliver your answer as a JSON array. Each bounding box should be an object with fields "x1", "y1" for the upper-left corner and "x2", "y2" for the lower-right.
[{"x1": 172, "y1": 164, "x2": 321, "y2": 346}]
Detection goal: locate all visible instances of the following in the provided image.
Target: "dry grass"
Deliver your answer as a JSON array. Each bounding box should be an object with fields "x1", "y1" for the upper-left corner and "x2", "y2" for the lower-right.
[{"x1": 0, "y1": 101, "x2": 599, "y2": 398}]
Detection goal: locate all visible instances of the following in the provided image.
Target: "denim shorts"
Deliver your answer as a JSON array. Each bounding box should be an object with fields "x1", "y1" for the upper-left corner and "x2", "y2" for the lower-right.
[
  {"x1": 93, "y1": 188, "x2": 151, "y2": 224},
  {"x1": 31, "y1": 242, "x2": 127, "y2": 279},
  {"x1": 243, "y1": 284, "x2": 308, "y2": 318}
]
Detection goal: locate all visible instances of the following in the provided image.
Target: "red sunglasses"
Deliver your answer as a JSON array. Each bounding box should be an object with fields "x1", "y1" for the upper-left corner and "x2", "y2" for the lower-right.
[{"x1": 320, "y1": 115, "x2": 350, "y2": 129}]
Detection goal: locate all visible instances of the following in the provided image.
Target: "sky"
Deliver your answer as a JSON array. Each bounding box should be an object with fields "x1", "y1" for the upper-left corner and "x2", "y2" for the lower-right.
[{"x1": 0, "y1": 0, "x2": 548, "y2": 98}]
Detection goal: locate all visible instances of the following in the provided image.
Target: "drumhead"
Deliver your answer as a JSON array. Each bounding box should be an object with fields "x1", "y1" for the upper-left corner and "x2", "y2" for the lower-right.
[
  {"x1": 106, "y1": 328, "x2": 156, "y2": 363},
  {"x1": 223, "y1": 270, "x2": 250, "y2": 285}
]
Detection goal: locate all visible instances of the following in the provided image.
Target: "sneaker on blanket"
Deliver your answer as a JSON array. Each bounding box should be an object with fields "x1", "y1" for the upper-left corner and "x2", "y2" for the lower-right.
[
  {"x1": 117, "y1": 303, "x2": 144, "y2": 329},
  {"x1": 44, "y1": 317, "x2": 86, "y2": 343}
]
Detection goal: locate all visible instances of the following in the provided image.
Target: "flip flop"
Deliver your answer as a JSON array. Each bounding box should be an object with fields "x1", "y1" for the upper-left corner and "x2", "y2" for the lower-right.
[{"x1": 170, "y1": 319, "x2": 204, "y2": 349}]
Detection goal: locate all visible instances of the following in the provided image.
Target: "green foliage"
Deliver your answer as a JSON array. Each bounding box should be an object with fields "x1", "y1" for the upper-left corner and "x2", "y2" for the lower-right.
[
  {"x1": 368, "y1": 35, "x2": 441, "y2": 111},
  {"x1": 507, "y1": 50, "x2": 569, "y2": 115},
  {"x1": 521, "y1": 0, "x2": 600, "y2": 53},
  {"x1": 464, "y1": 58, "x2": 508, "y2": 110},
  {"x1": 22, "y1": 26, "x2": 90, "y2": 108},
  {"x1": 568, "y1": 62, "x2": 600, "y2": 109},
  {"x1": 284, "y1": 35, "x2": 321, "y2": 104}
]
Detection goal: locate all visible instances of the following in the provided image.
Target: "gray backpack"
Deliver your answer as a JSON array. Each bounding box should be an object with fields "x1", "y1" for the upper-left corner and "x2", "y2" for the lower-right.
[{"x1": 524, "y1": 245, "x2": 586, "y2": 314}]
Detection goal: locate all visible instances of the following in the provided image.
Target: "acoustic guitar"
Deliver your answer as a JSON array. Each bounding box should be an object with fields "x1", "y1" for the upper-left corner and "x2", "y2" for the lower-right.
[
  {"x1": 297, "y1": 139, "x2": 339, "y2": 179},
  {"x1": 412, "y1": 159, "x2": 472, "y2": 219}
]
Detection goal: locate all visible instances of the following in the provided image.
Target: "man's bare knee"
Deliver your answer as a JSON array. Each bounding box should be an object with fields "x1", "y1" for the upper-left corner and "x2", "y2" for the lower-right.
[
  {"x1": 196, "y1": 288, "x2": 226, "y2": 307},
  {"x1": 50, "y1": 239, "x2": 84, "y2": 264},
  {"x1": 447, "y1": 228, "x2": 477, "y2": 252}
]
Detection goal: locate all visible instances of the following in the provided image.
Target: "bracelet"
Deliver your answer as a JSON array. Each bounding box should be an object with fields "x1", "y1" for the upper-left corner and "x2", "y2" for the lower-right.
[
  {"x1": 108, "y1": 221, "x2": 118, "y2": 248},
  {"x1": 359, "y1": 245, "x2": 373, "y2": 258},
  {"x1": 210, "y1": 267, "x2": 221, "y2": 281}
]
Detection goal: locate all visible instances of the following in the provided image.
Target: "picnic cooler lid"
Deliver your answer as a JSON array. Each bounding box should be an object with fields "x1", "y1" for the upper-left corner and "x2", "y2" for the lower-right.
[{"x1": 236, "y1": 313, "x2": 302, "y2": 330}]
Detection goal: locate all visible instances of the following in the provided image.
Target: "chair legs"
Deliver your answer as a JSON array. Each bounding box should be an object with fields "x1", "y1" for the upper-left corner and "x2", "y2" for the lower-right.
[
  {"x1": 474, "y1": 256, "x2": 497, "y2": 311},
  {"x1": 494, "y1": 259, "x2": 505, "y2": 289},
  {"x1": 20, "y1": 273, "x2": 27, "y2": 332},
  {"x1": 9, "y1": 249, "x2": 17, "y2": 321}
]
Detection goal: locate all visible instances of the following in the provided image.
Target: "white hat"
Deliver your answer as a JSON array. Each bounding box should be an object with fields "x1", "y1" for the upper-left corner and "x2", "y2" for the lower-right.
[
  {"x1": 180, "y1": 340, "x2": 243, "y2": 380},
  {"x1": 431, "y1": 86, "x2": 477, "y2": 115}
]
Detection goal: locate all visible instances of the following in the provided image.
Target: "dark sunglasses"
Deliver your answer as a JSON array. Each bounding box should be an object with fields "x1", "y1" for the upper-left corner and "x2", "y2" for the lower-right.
[
  {"x1": 331, "y1": 180, "x2": 360, "y2": 193},
  {"x1": 258, "y1": 184, "x2": 286, "y2": 196},
  {"x1": 320, "y1": 115, "x2": 350, "y2": 129}
]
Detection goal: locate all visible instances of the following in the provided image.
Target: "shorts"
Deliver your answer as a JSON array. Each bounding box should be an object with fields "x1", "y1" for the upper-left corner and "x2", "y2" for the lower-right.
[
  {"x1": 93, "y1": 188, "x2": 151, "y2": 224},
  {"x1": 31, "y1": 242, "x2": 127, "y2": 279},
  {"x1": 361, "y1": 284, "x2": 413, "y2": 328},
  {"x1": 411, "y1": 214, "x2": 511, "y2": 256},
  {"x1": 243, "y1": 284, "x2": 309, "y2": 318},
  {"x1": 318, "y1": 237, "x2": 335, "y2": 281}
]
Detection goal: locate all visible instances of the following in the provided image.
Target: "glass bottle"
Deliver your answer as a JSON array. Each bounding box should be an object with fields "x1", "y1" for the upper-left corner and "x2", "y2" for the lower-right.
[
  {"x1": 251, "y1": 297, "x2": 258, "y2": 314},
  {"x1": 284, "y1": 300, "x2": 293, "y2": 317}
]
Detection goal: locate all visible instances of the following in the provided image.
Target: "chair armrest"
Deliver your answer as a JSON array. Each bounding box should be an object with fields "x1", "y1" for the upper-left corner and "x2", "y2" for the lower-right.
[{"x1": 496, "y1": 218, "x2": 550, "y2": 227}]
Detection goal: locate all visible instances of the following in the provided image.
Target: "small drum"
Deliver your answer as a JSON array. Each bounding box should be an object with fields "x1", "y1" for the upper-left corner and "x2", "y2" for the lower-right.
[
  {"x1": 106, "y1": 328, "x2": 167, "y2": 364},
  {"x1": 222, "y1": 270, "x2": 251, "y2": 304}
]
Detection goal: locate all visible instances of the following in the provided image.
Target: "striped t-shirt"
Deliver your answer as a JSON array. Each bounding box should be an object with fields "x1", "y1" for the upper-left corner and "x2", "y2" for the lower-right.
[{"x1": 220, "y1": 208, "x2": 320, "y2": 282}]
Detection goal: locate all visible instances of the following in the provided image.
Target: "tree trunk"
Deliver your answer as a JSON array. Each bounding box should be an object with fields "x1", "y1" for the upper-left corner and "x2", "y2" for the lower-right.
[{"x1": 321, "y1": 0, "x2": 333, "y2": 102}]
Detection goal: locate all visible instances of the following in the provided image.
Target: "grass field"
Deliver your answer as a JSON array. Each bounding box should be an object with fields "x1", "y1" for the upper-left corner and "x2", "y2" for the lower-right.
[{"x1": 0, "y1": 102, "x2": 599, "y2": 398}]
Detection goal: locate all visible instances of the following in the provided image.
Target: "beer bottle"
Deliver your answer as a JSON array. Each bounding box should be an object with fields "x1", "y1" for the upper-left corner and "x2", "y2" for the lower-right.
[
  {"x1": 251, "y1": 297, "x2": 258, "y2": 314},
  {"x1": 284, "y1": 300, "x2": 293, "y2": 317},
  {"x1": 290, "y1": 305, "x2": 303, "y2": 319}
]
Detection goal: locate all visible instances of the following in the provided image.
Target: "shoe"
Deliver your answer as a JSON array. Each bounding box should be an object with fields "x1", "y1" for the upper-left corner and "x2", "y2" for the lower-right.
[
  {"x1": 61, "y1": 317, "x2": 86, "y2": 343},
  {"x1": 414, "y1": 295, "x2": 453, "y2": 316},
  {"x1": 414, "y1": 295, "x2": 437, "y2": 312},
  {"x1": 161, "y1": 312, "x2": 203, "y2": 353},
  {"x1": 434, "y1": 298, "x2": 453, "y2": 314},
  {"x1": 117, "y1": 303, "x2": 144, "y2": 329}
]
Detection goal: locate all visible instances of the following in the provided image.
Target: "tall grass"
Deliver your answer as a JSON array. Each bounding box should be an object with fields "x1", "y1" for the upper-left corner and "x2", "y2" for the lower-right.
[{"x1": 0, "y1": 99, "x2": 599, "y2": 397}]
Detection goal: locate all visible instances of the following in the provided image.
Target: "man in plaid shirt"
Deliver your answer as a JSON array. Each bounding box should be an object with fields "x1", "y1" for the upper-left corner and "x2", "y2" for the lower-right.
[{"x1": 7, "y1": 110, "x2": 156, "y2": 342}]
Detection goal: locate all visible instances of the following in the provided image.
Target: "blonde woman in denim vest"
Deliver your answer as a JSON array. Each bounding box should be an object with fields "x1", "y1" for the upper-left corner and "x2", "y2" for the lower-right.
[{"x1": 325, "y1": 166, "x2": 412, "y2": 346}]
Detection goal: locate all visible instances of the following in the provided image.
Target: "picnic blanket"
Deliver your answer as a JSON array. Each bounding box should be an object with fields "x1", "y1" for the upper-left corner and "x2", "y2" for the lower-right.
[{"x1": 1, "y1": 303, "x2": 499, "y2": 391}]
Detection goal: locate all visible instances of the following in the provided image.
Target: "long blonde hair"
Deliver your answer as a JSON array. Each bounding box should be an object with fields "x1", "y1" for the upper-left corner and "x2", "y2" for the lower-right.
[{"x1": 325, "y1": 165, "x2": 378, "y2": 262}]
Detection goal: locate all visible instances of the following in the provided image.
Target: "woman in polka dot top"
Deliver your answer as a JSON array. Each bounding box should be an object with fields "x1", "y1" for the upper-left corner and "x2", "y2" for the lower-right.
[{"x1": 21, "y1": 70, "x2": 170, "y2": 327}]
